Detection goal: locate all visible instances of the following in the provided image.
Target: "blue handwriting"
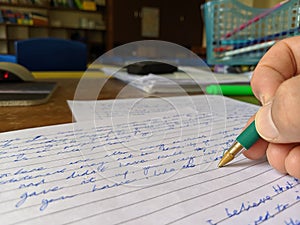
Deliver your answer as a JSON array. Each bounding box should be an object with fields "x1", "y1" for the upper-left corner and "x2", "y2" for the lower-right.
[
  {"x1": 225, "y1": 195, "x2": 272, "y2": 218},
  {"x1": 40, "y1": 194, "x2": 77, "y2": 211},
  {"x1": 16, "y1": 186, "x2": 63, "y2": 208}
]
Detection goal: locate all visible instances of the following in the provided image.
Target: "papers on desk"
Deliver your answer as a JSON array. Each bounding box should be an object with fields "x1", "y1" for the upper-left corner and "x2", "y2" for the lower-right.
[
  {"x1": 101, "y1": 66, "x2": 251, "y2": 94},
  {"x1": 1, "y1": 95, "x2": 297, "y2": 224}
]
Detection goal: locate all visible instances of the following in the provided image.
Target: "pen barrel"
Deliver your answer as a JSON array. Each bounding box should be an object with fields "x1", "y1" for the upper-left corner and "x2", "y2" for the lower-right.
[
  {"x1": 206, "y1": 85, "x2": 253, "y2": 95},
  {"x1": 236, "y1": 120, "x2": 260, "y2": 149}
]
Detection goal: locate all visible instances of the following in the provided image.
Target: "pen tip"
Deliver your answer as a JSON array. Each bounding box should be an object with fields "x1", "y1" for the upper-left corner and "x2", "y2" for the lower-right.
[
  {"x1": 218, "y1": 152, "x2": 234, "y2": 168},
  {"x1": 218, "y1": 141, "x2": 244, "y2": 168},
  {"x1": 218, "y1": 159, "x2": 226, "y2": 168},
  {"x1": 217, "y1": 161, "x2": 225, "y2": 168}
]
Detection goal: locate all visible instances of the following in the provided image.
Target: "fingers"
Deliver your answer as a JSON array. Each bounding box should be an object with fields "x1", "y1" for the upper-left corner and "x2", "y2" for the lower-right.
[
  {"x1": 285, "y1": 145, "x2": 300, "y2": 179},
  {"x1": 242, "y1": 111, "x2": 300, "y2": 179},
  {"x1": 244, "y1": 36, "x2": 300, "y2": 179},
  {"x1": 242, "y1": 115, "x2": 268, "y2": 160},
  {"x1": 251, "y1": 36, "x2": 300, "y2": 104},
  {"x1": 243, "y1": 138, "x2": 268, "y2": 160},
  {"x1": 266, "y1": 143, "x2": 300, "y2": 180},
  {"x1": 255, "y1": 75, "x2": 300, "y2": 143},
  {"x1": 245, "y1": 138, "x2": 300, "y2": 180},
  {"x1": 266, "y1": 143, "x2": 294, "y2": 174}
]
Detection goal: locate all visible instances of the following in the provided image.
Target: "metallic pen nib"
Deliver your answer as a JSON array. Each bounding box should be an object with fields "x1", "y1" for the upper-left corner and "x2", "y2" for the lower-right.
[
  {"x1": 218, "y1": 141, "x2": 244, "y2": 167},
  {"x1": 218, "y1": 151, "x2": 234, "y2": 167}
]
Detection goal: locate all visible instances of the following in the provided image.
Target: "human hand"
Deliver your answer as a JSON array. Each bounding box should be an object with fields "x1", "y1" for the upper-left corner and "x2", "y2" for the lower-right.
[{"x1": 243, "y1": 36, "x2": 300, "y2": 179}]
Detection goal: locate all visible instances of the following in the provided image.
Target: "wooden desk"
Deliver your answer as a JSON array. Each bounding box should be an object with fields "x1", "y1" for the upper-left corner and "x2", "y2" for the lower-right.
[
  {"x1": 0, "y1": 78, "x2": 148, "y2": 132},
  {"x1": 1, "y1": 77, "x2": 198, "y2": 132},
  {"x1": 1, "y1": 76, "x2": 259, "y2": 133}
]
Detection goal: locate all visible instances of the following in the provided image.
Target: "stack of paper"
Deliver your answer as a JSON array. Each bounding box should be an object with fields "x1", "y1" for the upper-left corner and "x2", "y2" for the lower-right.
[{"x1": 101, "y1": 66, "x2": 251, "y2": 94}]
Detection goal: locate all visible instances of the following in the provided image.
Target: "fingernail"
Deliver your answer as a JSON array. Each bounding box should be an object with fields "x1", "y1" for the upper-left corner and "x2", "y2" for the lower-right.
[{"x1": 255, "y1": 100, "x2": 279, "y2": 141}]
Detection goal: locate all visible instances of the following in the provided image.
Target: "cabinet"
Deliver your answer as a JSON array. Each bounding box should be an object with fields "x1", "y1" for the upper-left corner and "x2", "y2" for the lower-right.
[
  {"x1": 106, "y1": 0, "x2": 205, "y2": 52},
  {"x1": 0, "y1": 1, "x2": 106, "y2": 62}
]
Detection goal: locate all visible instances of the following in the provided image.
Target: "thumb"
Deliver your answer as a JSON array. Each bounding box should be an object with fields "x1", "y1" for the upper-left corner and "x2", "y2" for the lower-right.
[{"x1": 255, "y1": 76, "x2": 300, "y2": 143}]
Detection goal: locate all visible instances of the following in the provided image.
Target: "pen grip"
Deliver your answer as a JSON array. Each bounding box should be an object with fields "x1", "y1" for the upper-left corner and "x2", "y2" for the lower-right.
[{"x1": 236, "y1": 120, "x2": 260, "y2": 149}]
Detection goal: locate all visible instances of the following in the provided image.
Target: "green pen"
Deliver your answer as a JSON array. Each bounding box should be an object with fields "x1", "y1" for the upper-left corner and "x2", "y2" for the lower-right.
[
  {"x1": 218, "y1": 120, "x2": 260, "y2": 167},
  {"x1": 206, "y1": 84, "x2": 253, "y2": 95}
]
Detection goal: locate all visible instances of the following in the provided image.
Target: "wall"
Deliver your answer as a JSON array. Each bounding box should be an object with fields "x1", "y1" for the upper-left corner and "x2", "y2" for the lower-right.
[{"x1": 108, "y1": 0, "x2": 204, "y2": 50}]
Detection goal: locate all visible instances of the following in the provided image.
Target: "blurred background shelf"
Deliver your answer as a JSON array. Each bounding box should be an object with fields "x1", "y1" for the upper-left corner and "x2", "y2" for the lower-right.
[
  {"x1": 0, "y1": 0, "x2": 106, "y2": 62},
  {"x1": 203, "y1": 0, "x2": 300, "y2": 66}
]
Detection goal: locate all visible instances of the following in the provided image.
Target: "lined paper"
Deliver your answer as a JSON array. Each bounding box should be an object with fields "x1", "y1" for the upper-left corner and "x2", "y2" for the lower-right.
[
  {"x1": 1, "y1": 96, "x2": 299, "y2": 224},
  {"x1": 68, "y1": 95, "x2": 229, "y2": 122}
]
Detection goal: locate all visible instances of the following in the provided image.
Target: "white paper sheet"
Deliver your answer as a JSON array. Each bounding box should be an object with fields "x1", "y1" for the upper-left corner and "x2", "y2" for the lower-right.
[
  {"x1": 1, "y1": 96, "x2": 299, "y2": 224},
  {"x1": 68, "y1": 95, "x2": 242, "y2": 123},
  {"x1": 101, "y1": 66, "x2": 250, "y2": 94}
]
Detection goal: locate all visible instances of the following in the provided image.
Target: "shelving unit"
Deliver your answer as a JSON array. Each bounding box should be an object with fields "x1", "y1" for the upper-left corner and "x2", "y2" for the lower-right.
[
  {"x1": 203, "y1": 0, "x2": 300, "y2": 65},
  {"x1": 0, "y1": 1, "x2": 106, "y2": 62}
]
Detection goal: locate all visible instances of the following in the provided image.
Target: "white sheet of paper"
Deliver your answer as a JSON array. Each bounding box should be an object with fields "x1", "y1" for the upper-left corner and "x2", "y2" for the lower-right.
[
  {"x1": 68, "y1": 95, "x2": 242, "y2": 123},
  {"x1": 1, "y1": 95, "x2": 299, "y2": 224},
  {"x1": 100, "y1": 66, "x2": 250, "y2": 93}
]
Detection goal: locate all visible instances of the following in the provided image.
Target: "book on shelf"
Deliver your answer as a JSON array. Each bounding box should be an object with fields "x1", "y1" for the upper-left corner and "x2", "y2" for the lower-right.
[
  {"x1": 82, "y1": 0, "x2": 96, "y2": 11},
  {"x1": 0, "y1": 10, "x2": 4, "y2": 23},
  {"x1": 30, "y1": 12, "x2": 48, "y2": 26},
  {"x1": 17, "y1": 0, "x2": 34, "y2": 5},
  {"x1": 67, "y1": 0, "x2": 76, "y2": 8},
  {"x1": 0, "y1": 9, "x2": 48, "y2": 26},
  {"x1": 50, "y1": 0, "x2": 80, "y2": 8},
  {"x1": 33, "y1": 0, "x2": 50, "y2": 6},
  {"x1": 1, "y1": 9, "x2": 17, "y2": 24},
  {"x1": 74, "y1": 0, "x2": 83, "y2": 9},
  {"x1": 51, "y1": 0, "x2": 73, "y2": 7}
]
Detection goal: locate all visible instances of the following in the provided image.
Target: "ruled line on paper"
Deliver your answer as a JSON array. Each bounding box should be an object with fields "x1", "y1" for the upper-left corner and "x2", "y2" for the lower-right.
[
  {"x1": 68, "y1": 95, "x2": 234, "y2": 122},
  {"x1": 71, "y1": 160, "x2": 271, "y2": 225},
  {"x1": 53, "y1": 163, "x2": 299, "y2": 225},
  {"x1": 0, "y1": 106, "x2": 242, "y2": 181},
  {"x1": 12, "y1": 157, "x2": 256, "y2": 225},
  {"x1": 1, "y1": 95, "x2": 299, "y2": 225},
  {"x1": 166, "y1": 173, "x2": 288, "y2": 225},
  {"x1": 108, "y1": 173, "x2": 299, "y2": 225},
  {"x1": 0, "y1": 119, "x2": 241, "y2": 213},
  {"x1": 0, "y1": 116, "x2": 238, "y2": 185}
]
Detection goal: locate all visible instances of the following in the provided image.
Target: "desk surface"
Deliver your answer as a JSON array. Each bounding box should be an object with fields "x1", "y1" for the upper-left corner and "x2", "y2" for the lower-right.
[
  {"x1": 0, "y1": 78, "x2": 143, "y2": 132},
  {"x1": 1, "y1": 78, "x2": 197, "y2": 132},
  {"x1": 1, "y1": 77, "x2": 259, "y2": 133}
]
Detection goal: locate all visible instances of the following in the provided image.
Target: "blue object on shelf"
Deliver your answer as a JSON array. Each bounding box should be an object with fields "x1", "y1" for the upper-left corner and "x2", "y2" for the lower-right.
[
  {"x1": 15, "y1": 37, "x2": 87, "y2": 71},
  {"x1": 0, "y1": 54, "x2": 16, "y2": 63},
  {"x1": 202, "y1": 0, "x2": 300, "y2": 66}
]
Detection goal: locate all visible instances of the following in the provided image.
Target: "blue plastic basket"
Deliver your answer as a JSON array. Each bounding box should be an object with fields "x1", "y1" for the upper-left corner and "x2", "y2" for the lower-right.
[{"x1": 203, "y1": 0, "x2": 300, "y2": 65}]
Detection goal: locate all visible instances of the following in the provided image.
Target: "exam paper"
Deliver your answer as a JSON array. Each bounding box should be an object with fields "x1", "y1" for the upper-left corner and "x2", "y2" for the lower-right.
[{"x1": 1, "y1": 96, "x2": 299, "y2": 224}]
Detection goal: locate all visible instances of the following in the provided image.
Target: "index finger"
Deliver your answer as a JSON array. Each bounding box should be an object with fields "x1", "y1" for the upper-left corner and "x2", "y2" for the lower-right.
[{"x1": 251, "y1": 36, "x2": 300, "y2": 105}]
